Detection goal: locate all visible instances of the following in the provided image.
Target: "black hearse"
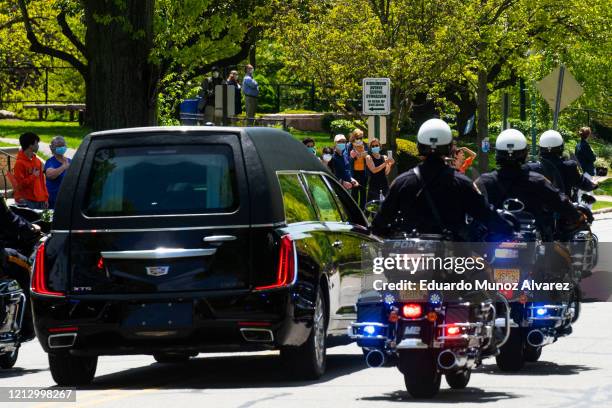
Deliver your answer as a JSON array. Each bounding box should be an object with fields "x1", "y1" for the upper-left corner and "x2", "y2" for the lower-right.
[{"x1": 31, "y1": 127, "x2": 379, "y2": 385}]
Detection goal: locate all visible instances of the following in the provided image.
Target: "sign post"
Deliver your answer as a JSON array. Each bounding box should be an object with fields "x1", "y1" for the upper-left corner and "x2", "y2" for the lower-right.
[{"x1": 363, "y1": 78, "x2": 390, "y2": 143}]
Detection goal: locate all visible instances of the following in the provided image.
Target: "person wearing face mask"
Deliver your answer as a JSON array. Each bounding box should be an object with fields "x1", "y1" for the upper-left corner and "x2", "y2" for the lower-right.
[
  {"x1": 331, "y1": 134, "x2": 359, "y2": 190},
  {"x1": 366, "y1": 138, "x2": 394, "y2": 201},
  {"x1": 44, "y1": 136, "x2": 71, "y2": 209},
  {"x1": 197, "y1": 66, "x2": 224, "y2": 123},
  {"x1": 348, "y1": 129, "x2": 368, "y2": 209},
  {"x1": 321, "y1": 146, "x2": 334, "y2": 171},
  {"x1": 302, "y1": 137, "x2": 317, "y2": 156},
  {"x1": 243, "y1": 64, "x2": 259, "y2": 124},
  {"x1": 12, "y1": 132, "x2": 48, "y2": 209}
]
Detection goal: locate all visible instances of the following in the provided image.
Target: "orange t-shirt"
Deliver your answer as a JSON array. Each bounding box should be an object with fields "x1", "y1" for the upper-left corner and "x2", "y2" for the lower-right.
[
  {"x1": 459, "y1": 156, "x2": 474, "y2": 174},
  {"x1": 353, "y1": 146, "x2": 366, "y2": 171},
  {"x1": 13, "y1": 150, "x2": 49, "y2": 203}
]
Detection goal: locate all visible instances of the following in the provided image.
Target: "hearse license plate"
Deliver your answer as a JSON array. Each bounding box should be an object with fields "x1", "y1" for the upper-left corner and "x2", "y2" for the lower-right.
[
  {"x1": 494, "y1": 268, "x2": 520, "y2": 284},
  {"x1": 122, "y1": 302, "x2": 193, "y2": 328}
]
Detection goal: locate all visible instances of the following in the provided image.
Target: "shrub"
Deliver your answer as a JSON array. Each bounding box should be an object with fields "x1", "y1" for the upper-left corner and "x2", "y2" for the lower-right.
[
  {"x1": 330, "y1": 119, "x2": 357, "y2": 136},
  {"x1": 598, "y1": 144, "x2": 612, "y2": 162},
  {"x1": 321, "y1": 113, "x2": 337, "y2": 133},
  {"x1": 395, "y1": 138, "x2": 421, "y2": 173}
]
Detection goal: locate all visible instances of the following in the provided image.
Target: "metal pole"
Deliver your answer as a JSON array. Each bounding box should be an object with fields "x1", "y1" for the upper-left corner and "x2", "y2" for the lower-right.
[
  {"x1": 374, "y1": 115, "x2": 380, "y2": 140},
  {"x1": 552, "y1": 64, "x2": 565, "y2": 130},
  {"x1": 530, "y1": 81, "x2": 537, "y2": 159},
  {"x1": 519, "y1": 78, "x2": 526, "y2": 121}
]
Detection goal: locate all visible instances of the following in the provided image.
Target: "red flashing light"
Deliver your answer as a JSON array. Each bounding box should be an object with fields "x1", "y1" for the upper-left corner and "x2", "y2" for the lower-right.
[
  {"x1": 237, "y1": 321, "x2": 272, "y2": 327},
  {"x1": 31, "y1": 242, "x2": 64, "y2": 297},
  {"x1": 402, "y1": 303, "x2": 423, "y2": 319},
  {"x1": 97, "y1": 257, "x2": 104, "y2": 270},
  {"x1": 255, "y1": 235, "x2": 295, "y2": 290},
  {"x1": 446, "y1": 325, "x2": 461, "y2": 336}
]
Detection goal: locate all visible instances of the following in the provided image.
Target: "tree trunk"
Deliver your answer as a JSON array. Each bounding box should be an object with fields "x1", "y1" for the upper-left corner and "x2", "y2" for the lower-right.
[
  {"x1": 477, "y1": 70, "x2": 489, "y2": 173},
  {"x1": 84, "y1": 0, "x2": 158, "y2": 130},
  {"x1": 455, "y1": 93, "x2": 477, "y2": 139}
]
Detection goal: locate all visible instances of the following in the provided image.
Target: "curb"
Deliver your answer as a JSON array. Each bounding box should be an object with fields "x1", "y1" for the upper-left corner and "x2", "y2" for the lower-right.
[{"x1": 594, "y1": 207, "x2": 612, "y2": 215}]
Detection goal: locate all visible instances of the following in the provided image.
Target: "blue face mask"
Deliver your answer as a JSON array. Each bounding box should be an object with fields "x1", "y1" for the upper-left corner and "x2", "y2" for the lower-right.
[
  {"x1": 336, "y1": 143, "x2": 346, "y2": 152},
  {"x1": 308, "y1": 147, "x2": 316, "y2": 155},
  {"x1": 371, "y1": 146, "x2": 381, "y2": 154},
  {"x1": 55, "y1": 146, "x2": 67, "y2": 156}
]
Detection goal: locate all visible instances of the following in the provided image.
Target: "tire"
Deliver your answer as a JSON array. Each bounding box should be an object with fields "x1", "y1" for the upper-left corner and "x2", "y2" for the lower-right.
[
  {"x1": 571, "y1": 286, "x2": 581, "y2": 323},
  {"x1": 0, "y1": 348, "x2": 19, "y2": 369},
  {"x1": 445, "y1": 369, "x2": 471, "y2": 389},
  {"x1": 496, "y1": 328, "x2": 525, "y2": 371},
  {"x1": 48, "y1": 353, "x2": 97, "y2": 386},
  {"x1": 153, "y1": 353, "x2": 192, "y2": 364},
  {"x1": 524, "y1": 345, "x2": 542, "y2": 362},
  {"x1": 280, "y1": 286, "x2": 327, "y2": 380},
  {"x1": 401, "y1": 351, "x2": 441, "y2": 399}
]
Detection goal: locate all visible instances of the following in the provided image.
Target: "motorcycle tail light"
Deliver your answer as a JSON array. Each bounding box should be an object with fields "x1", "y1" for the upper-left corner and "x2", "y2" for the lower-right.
[
  {"x1": 31, "y1": 242, "x2": 64, "y2": 297},
  {"x1": 255, "y1": 235, "x2": 296, "y2": 290},
  {"x1": 388, "y1": 310, "x2": 399, "y2": 323},
  {"x1": 97, "y1": 257, "x2": 104, "y2": 270},
  {"x1": 426, "y1": 311, "x2": 438, "y2": 322},
  {"x1": 402, "y1": 303, "x2": 422, "y2": 319},
  {"x1": 446, "y1": 325, "x2": 461, "y2": 336}
]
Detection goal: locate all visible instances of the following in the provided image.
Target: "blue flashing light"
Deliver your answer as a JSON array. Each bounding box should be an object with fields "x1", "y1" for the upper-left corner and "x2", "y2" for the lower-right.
[
  {"x1": 536, "y1": 308, "x2": 547, "y2": 316},
  {"x1": 384, "y1": 293, "x2": 395, "y2": 304},
  {"x1": 429, "y1": 292, "x2": 442, "y2": 305},
  {"x1": 364, "y1": 325, "x2": 376, "y2": 335}
]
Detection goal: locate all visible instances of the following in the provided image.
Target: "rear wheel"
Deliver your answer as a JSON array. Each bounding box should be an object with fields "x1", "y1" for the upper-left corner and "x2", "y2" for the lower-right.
[
  {"x1": 496, "y1": 328, "x2": 525, "y2": 371},
  {"x1": 445, "y1": 369, "x2": 471, "y2": 389},
  {"x1": 280, "y1": 286, "x2": 327, "y2": 380},
  {"x1": 48, "y1": 354, "x2": 97, "y2": 386},
  {"x1": 401, "y1": 351, "x2": 441, "y2": 399},
  {"x1": 524, "y1": 345, "x2": 542, "y2": 362},
  {"x1": 153, "y1": 353, "x2": 193, "y2": 364},
  {"x1": 0, "y1": 348, "x2": 19, "y2": 369}
]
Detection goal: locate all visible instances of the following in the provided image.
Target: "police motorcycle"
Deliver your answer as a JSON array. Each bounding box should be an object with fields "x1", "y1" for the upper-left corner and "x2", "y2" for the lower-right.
[
  {"x1": 351, "y1": 200, "x2": 516, "y2": 398},
  {"x1": 0, "y1": 206, "x2": 49, "y2": 369}
]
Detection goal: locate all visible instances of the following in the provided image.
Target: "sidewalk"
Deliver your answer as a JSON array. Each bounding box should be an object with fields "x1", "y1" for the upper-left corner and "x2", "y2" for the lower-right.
[{"x1": 0, "y1": 137, "x2": 76, "y2": 159}]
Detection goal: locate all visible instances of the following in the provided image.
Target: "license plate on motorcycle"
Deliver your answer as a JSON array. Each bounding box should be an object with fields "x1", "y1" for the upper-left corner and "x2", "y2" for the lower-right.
[
  {"x1": 399, "y1": 288, "x2": 428, "y2": 301},
  {"x1": 494, "y1": 268, "x2": 520, "y2": 284}
]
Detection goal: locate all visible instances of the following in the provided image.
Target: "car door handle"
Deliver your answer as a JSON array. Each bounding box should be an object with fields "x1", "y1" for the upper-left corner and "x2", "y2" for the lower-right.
[
  {"x1": 101, "y1": 248, "x2": 217, "y2": 260},
  {"x1": 203, "y1": 235, "x2": 237, "y2": 243},
  {"x1": 332, "y1": 240, "x2": 343, "y2": 249}
]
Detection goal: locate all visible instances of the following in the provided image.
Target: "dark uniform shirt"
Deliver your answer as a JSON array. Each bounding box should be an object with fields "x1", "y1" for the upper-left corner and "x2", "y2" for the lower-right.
[
  {"x1": 575, "y1": 139, "x2": 596, "y2": 176},
  {"x1": 527, "y1": 155, "x2": 597, "y2": 200},
  {"x1": 475, "y1": 165, "x2": 580, "y2": 236},
  {"x1": 372, "y1": 157, "x2": 513, "y2": 238},
  {"x1": 0, "y1": 197, "x2": 35, "y2": 242},
  {"x1": 331, "y1": 150, "x2": 353, "y2": 183}
]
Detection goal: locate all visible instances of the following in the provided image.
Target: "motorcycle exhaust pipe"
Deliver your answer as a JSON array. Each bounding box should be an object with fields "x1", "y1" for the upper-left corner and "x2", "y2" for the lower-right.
[
  {"x1": 437, "y1": 350, "x2": 468, "y2": 370},
  {"x1": 526, "y1": 329, "x2": 554, "y2": 347},
  {"x1": 365, "y1": 349, "x2": 386, "y2": 368}
]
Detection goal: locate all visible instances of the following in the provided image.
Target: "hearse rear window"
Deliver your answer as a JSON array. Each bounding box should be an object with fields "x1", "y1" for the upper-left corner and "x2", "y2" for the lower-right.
[{"x1": 84, "y1": 145, "x2": 237, "y2": 216}]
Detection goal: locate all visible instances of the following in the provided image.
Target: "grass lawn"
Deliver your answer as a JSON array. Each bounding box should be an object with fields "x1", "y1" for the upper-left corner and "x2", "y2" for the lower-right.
[
  {"x1": 595, "y1": 178, "x2": 612, "y2": 196},
  {"x1": 0, "y1": 120, "x2": 90, "y2": 149},
  {"x1": 593, "y1": 200, "x2": 612, "y2": 211}
]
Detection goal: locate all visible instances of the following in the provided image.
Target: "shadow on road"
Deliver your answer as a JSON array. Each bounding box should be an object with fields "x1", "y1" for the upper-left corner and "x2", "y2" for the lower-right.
[
  {"x1": 359, "y1": 387, "x2": 517, "y2": 403},
  {"x1": 479, "y1": 361, "x2": 597, "y2": 376},
  {"x1": 0, "y1": 367, "x2": 47, "y2": 379},
  {"x1": 71, "y1": 352, "x2": 366, "y2": 390}
]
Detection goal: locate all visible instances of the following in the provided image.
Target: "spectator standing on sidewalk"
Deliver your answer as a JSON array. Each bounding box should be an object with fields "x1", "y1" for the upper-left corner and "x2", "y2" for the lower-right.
[
  {"x1": 44, "y1": 136, "x2": 71, "y2": 209},
  {"x1": 197, "y1": 66, "x2": 223, "y2": 123},
  {"x1": 366, "y1": 138, "x2": 394, "y2": 201},
  {"x1": 331, "y1": 134, "x2": 358, "y2": 190},
  {"x1": 226, "y1": 70, "x2": 242, "y2": 115},
  {"x1": 348, "y1": 129, "x2": 368, "y2": 209},
  {"x1": 302, "y1": 137, "x2": 317, "y2": 155},
  {"x1": 243, "y1": 64, "x2": 259, "y2": 124},
  {"x1": 575, "y1": 127, "x2": 596, "y2": 177},
  {"x1": 13, "y1": 132, "x2": 48, "y2": 209}
]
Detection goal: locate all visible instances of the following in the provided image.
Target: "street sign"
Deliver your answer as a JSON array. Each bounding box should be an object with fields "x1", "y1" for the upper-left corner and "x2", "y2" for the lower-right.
[
  {"x1": 536, "y1": 66, "x2": 583, "y2": 113},
  {"x1": 363, "y1": 78, "x2": 391, "y2": 115}
]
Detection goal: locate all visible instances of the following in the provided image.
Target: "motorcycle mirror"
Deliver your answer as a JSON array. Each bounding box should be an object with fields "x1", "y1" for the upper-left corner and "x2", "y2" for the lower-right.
[
  {"x1": 365, "y1": 200, "x2": 381, "y2": 216},
  {"x1": 581, "y1": 194, "x2": 596, "y2": 205},
  {"x1": 502, "y1": 198, "x2": 525, "y2": 213}
]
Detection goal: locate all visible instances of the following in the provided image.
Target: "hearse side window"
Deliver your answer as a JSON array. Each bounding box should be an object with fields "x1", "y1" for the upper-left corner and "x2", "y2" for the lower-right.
[
  {"x1": 277, "y1": 173, "x2": 317, "y2": 224},
  {"x1": 303, "y1": 174, "x2": 343, "y2": 222},
  {"x1": 324, "y1": 175, "x2": 369, "y2": 227},
  {"x1": 84, "y1": 145, "x2": 237, "y2": 216}
]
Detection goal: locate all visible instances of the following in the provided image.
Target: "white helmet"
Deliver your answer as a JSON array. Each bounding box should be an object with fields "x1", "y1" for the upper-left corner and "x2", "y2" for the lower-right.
[
  {"x1": 495, "y1": 128, "x2": 528, "y2": 164},
  {"x1": 417, "y1": 119, "x2": 453, "y2": 155},
  {"x1": 539, "y1": 130, "x2": 564, "y2": 153}
]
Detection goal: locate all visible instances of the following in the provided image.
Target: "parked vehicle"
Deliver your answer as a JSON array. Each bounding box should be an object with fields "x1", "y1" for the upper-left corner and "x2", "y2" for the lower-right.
[{"x1": 31, "y1": 126, "x2": 379, "y2": 385}]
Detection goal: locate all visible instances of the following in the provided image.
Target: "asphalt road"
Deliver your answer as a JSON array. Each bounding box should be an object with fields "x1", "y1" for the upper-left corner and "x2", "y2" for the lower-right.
[{"x1": 2, "y1": 217, "x2": 612, "y2": 408}]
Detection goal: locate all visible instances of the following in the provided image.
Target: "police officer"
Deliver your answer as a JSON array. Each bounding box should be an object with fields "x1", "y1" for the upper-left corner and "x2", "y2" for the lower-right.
[
  {"x1": 475, "y1": 129, "x2": 583, "y2": 240},
  {"x1": 528, "y1": 130, "x2": 597, "y2": 201},
  {"x1": 372, "y1": 119, "x2": 513, "y2": 239}
]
